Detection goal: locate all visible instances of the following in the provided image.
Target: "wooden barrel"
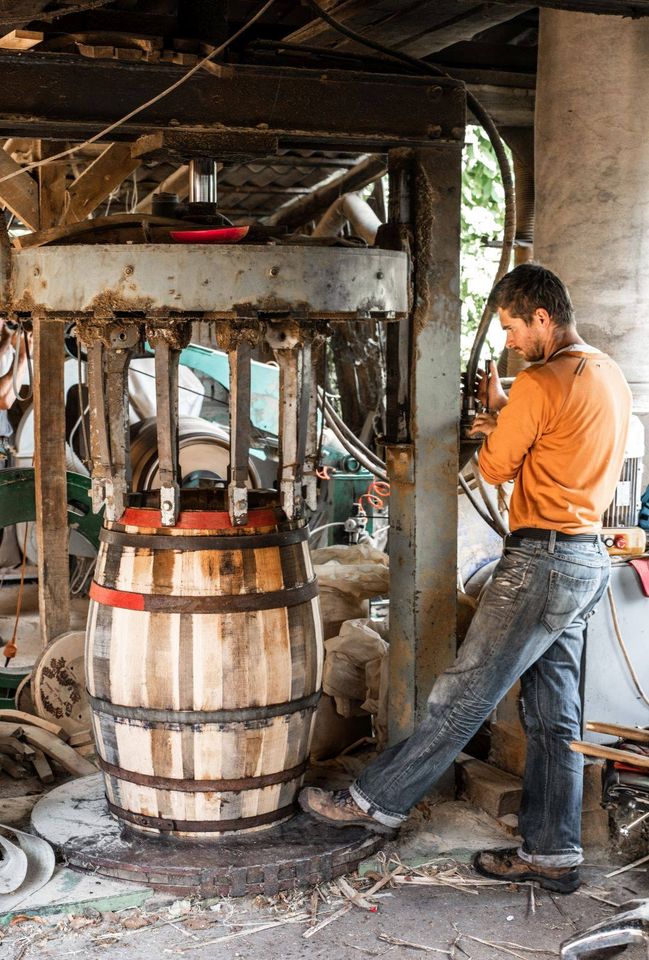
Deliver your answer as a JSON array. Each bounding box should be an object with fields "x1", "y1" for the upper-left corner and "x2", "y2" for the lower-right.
[{"x1": 85, "y1": 498, "x2": 322, "y2": 838}]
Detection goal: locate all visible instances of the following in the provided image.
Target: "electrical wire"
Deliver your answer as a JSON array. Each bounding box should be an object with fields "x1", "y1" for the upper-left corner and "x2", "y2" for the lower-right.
[
  {"x1": 318, "y1": 386, "x2": 385, "y2": 470},
  {"x1": 323, "y1": 407, "x2": 388, "y2": 481},
  {"x1": 607, "y1": 583, "x2": 649, "y2": 709},
  {"x1": 0, "y1": 0, "x2": 278, "y2": 187},
  {"x1": 301, "y1": 0, "x2": 516, "y2": 394}
]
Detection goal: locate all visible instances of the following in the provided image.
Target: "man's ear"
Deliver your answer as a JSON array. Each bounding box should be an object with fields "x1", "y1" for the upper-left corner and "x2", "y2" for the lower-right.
[{"x1": 534, "y1": 307, "x2": 552, "y2": 327}]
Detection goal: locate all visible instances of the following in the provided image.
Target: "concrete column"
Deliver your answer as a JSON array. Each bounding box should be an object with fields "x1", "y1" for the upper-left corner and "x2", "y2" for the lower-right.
[{"x1": 535, "y1": 10, "x2": 649, "y2": 458}]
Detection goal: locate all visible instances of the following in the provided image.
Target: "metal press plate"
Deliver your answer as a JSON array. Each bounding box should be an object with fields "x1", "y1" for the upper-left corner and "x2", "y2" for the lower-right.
[{"x1": 8, "y1": 244, "x2": 409, "y2": 320}]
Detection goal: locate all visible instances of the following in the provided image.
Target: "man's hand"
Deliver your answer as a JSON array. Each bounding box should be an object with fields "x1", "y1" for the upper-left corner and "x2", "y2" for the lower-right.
[
  {"x1": 475, "y1": 359, "x2": 508, "y2": 412},
  {"x1": 468, "y1": 412, "x2": 498, "y2": 438}
]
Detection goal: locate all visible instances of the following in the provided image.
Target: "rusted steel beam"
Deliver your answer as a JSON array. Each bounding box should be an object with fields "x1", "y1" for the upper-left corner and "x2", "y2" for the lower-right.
[
  {"x1": 0, "y1": 56, "x2": 465, "y2": 149},
  {"x1": 386, "y1": 145, "x2": 461, "y2": 745}
]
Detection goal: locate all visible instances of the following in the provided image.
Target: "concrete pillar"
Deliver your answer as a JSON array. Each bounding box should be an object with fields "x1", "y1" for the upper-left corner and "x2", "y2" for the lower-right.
[{"x1": 535, "y1": 10, "x2": 649, "y2": 467}]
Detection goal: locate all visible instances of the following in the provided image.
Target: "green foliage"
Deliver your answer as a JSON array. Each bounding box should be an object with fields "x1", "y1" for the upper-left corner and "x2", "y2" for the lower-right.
[{"x1": 461, "y1": 126, "x2": 508, "y2": 363}]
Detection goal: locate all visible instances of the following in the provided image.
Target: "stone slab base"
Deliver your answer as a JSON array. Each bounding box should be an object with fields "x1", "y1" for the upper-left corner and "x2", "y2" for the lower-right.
[{"x1": 31, "y1": 774, "x2": 383, "y2": 898}]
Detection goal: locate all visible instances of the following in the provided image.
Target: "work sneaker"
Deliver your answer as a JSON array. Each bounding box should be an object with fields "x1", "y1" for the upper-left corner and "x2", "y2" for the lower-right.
[
  {"x1": 473, "y1": 847, "x2": 581, "y2": 894},
  {"x1": 298, "y1": 787, "x2": 396, "y2": 835}
]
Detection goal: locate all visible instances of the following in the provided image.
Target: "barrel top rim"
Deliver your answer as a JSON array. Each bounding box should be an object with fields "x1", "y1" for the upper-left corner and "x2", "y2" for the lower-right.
[{"x1": 115, "y1": 506, "x2": 283, "y2": 532}]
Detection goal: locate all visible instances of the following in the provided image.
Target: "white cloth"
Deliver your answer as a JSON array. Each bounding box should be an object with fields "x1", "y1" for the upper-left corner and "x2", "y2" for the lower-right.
[{"x1": 127, "y1": 358, "x2": 204, "y2": 425}]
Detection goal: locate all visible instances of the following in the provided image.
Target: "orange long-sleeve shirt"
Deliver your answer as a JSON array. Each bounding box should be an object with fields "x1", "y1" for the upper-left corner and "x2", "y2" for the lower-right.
[{"x1": 478, "y1": 348, "x2": 632, "y2": 534}]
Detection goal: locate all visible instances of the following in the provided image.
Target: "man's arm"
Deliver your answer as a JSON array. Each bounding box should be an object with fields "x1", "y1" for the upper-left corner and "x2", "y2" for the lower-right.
[
  {"x1": 473, "y1": 373, "x2": 549, "y2": 485},
  {"x1": 0, "y1": 330, "x2": 29, "y2": 410}
]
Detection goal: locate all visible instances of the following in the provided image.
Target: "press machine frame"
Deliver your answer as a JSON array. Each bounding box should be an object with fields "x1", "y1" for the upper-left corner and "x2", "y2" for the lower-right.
[{"x1": 0, "y1": 62, "x2": 465, "y2": 744}]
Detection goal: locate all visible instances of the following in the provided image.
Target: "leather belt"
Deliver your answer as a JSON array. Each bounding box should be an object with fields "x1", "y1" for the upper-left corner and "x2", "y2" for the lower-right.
[{"x1": 508, "y1": 527, "x2": 600, "y2": 544}]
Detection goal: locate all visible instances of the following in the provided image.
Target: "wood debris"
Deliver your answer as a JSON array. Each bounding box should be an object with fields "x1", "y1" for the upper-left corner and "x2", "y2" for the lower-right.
[{"x1": 378, "y1": 933, "x2": 453, "y2": 954}]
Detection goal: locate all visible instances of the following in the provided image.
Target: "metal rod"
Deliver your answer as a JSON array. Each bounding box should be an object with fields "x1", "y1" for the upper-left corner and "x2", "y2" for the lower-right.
[{"x1": 189, "y1": 158, "x2": 217, "y2": 204}]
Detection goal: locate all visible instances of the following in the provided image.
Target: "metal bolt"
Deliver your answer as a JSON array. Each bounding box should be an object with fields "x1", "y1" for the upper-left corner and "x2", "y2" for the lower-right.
[
  {"x1": 427, "y1": 124, "x2": 442, "y2": 139},
  {"x1": 162, "y1": 500, "x2": 172, "y2": 511},
  {"x1": 376, "y1": 271, "x2": 384, "y2": 280},
  {"x1": 33, "y1": 267, "x2": 40, "y2": 277},
  {"x1": 269, "y1": 266, "x2": 279, "y2": 277},
  {"x1": 124, "y1": 265, "x2": 134, "y2": 276},
  {"x1": 451, "y1": 126, "x2": 464, "y2": 140}
]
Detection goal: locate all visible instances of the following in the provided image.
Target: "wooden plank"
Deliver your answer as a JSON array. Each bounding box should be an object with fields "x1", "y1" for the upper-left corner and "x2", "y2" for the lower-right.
[
  {"x1": 585, "y1": 722, "x2": 649, "y2": 745},
  {"x1": 30, "y1": 747, "x2": 54, "y2": 784},
  {"x1": 0, "y1": 145, "x2": 39, "y2": 230},
  {"x1": 570, "y1": 740, "x2": 649, "y2": 770},
  {"x1": 0, "y1": 30, "x2": 43, "y2": 51},
  {"x1": 0, "y1": 710, "x2": 64, "y2": 737},
  {"x1": 36, "y1": 141, "x2": 67, "y2": 230},
  {"x1": 63, "y1": 142, "x2": 141, "y2": 224},
  {"x1": 21, "y1": 727, "x2": 96, "y2": 777},
  {"x1": 33, "y1": 318, "x2": 70, "y2": 645}
]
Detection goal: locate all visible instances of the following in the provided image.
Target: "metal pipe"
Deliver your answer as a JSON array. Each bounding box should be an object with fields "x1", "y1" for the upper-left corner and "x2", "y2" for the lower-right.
[{"x1": 189, "y1": 158, "x2": 217, "y2": 204}]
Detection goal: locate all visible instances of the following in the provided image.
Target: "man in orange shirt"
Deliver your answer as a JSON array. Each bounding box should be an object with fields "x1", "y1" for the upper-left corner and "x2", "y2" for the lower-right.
[{"x1": 300, "y1": 264, "x2": 631, "y2": 893}]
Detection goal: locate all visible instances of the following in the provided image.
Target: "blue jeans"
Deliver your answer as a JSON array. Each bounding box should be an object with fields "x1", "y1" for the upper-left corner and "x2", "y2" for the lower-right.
[{"x1": 350, "y1": 535, "x2": 610, "y2": 866}]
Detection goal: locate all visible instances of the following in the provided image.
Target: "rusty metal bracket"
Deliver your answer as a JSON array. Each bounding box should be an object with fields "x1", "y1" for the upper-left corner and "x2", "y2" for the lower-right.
[
  {"x1": 146, "y1": 322, "x2": 192, "y2": 526},
  {"x1": 227, "y1": 337, "x2": 252, "y2": 526},
  {"x1": 76, "y1": 321, "x2": 139, "y2": 520}
]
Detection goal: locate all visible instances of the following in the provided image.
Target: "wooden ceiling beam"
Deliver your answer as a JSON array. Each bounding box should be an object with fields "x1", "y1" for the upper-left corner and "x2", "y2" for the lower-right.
[
  {"x1": 62, "y1": 141, "x2": 141, "y2": 224},
  {"x1": 284, "y1": 1, "x2": 534, "y2": 56},
  {"x1": 0, "y1": 141, "x2": 39, "y2": 230},
  {"x1": 36, "y1": 141, "x2": 68, "y2": 230}
]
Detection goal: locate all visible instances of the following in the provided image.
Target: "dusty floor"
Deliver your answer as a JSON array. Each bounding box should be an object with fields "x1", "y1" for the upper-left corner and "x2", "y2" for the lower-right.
[{"x1": 1, "y1": 849, "x2": 647, "y2": 960}]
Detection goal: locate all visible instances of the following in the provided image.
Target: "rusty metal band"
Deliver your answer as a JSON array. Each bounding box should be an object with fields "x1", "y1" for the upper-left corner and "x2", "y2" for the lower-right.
[
  {"x1": 99, "y1": 527, "x2": 308, "y2": 552},
  {"x1": 107, "y1": 800, "x2": 295, "y2": 833},
  {"x1": 98, "y1": 756, "x2": 308, "y2": 792},
  {"x1": 88, "y1": 690, "x2": 320, "y2": 725},
  {"x1": 90, "y1": 577, "x2": 318, "y2": 613}
]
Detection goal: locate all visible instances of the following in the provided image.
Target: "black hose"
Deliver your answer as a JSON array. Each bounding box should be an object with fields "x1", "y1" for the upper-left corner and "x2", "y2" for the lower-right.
[{"x1": 301, "y1": 0, "x2": 516, "y2": 393}]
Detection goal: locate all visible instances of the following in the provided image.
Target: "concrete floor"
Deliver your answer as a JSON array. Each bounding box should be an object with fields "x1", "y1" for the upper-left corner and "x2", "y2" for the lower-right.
[{"x1": 1, "y1": 850, "x2": 647, "y2": 960}]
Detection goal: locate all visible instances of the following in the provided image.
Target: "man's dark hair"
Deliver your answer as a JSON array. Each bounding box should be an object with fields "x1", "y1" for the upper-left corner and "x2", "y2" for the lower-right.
[{"x1": 489, "y1": 263, "x2": 575, "y2": 327}]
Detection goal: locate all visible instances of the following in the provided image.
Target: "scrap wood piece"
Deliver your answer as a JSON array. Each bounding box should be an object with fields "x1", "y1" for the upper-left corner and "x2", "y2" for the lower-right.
[
  {"x1": 0, "y1": 755, "x2": 28, "y2": 779},
  {"x1": 585, "y1": 722, "x2": 649, "y2": 745},
  {"x1": 0, "y1": 722, "x2": 24, "y2": 739},
  {"x1": 605, "y1": 852, "x2": 649, "y2": 878},
  {"x1": 62, "y1": 142, "x2": 141, "y2": 225},
  {"x1": 0, "y1": 147, "x2": 39, "y2": 231},
  {"x1": 0, "y1": 738, "x2": 35, "y2": 758},
  {"x1": 335, "y1": 875, "x2": 377, "y2": 912},
  {"x1": 570, "y1": 741, "x2": 649, "y2": 770},
  {"x1": 303, "y1": 902, "x2": 351, "y2": 939},
  {"x1": 0, "y1": 30, "x2": 44, "y2": 51},
  {"x1": 67, "y1": 729, "x2": 93, "y2": 747},
  {"x1": 378, "y1": 934, "x2": 452, "y2": 954},
  {"x1": 20, "y1": 727, "x2": 96, "y2": 777},
  {"x1": 0, "y1": 710, "x2": 65, "y2": 739},
  {"x1": 30, "y1": 748, "x2": 54, "y2": 785}
]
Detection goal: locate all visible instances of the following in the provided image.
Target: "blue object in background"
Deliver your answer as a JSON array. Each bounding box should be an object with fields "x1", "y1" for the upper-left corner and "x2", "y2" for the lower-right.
[{"x1": 639, "y1": 484, "x2": 649, "y2": 531}]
